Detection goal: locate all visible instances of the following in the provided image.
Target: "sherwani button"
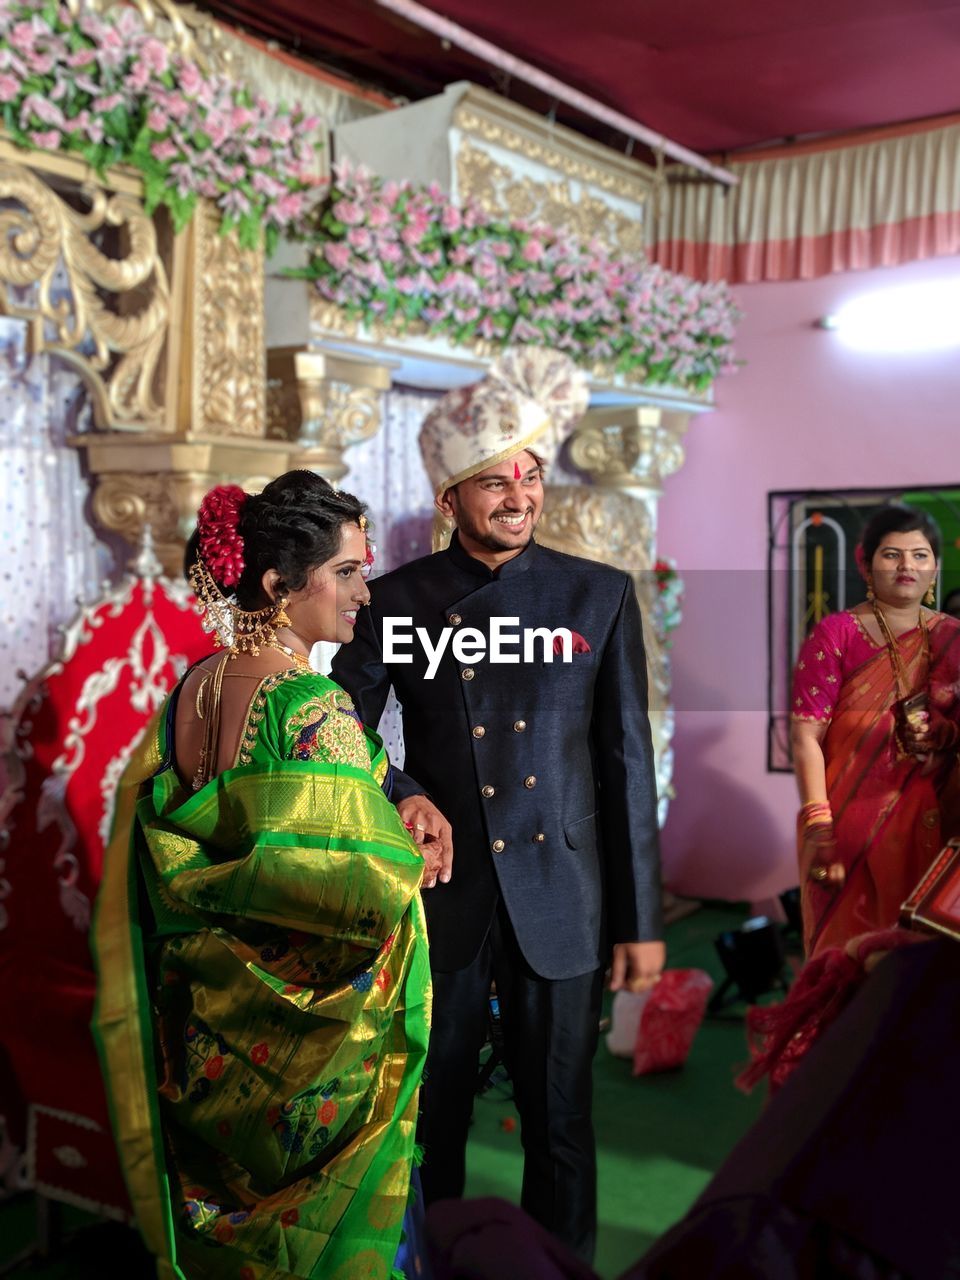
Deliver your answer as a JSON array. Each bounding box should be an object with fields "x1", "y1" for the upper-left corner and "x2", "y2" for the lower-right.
[
  {"x1": 472, "y1": 725, "x2": 486, "y2": 738},
  {"x1": 524, "y1": 775, "x2": 537, "y2": 789},
  {"x1": 533, "y1": 832, "x2": 546, "y2": 843},
  {"x1": 462, "y1": 668, "x2": 475, "y2": 680},
  {"x1": 449, "y1": 613, "x2": 462, "y2": 625},
  {"x1": 481, "y1": 785, "x2": 495, "y2": 798},
  {"x1": 513, "y1": 720, "x2": 526, "y2": 732},
  {"x1": 491, "y1": 839, "x2": 505, "y2": 853}
]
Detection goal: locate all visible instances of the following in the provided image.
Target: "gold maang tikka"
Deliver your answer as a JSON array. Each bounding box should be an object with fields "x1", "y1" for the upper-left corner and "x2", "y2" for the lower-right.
[{"x1": 189, "y1": 557, "x2": 289, "y2": 657}]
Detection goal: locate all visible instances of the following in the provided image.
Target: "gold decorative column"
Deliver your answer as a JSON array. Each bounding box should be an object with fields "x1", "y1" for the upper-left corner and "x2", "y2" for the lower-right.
[
  {"x1": 75, "y1": 194, "x2": 277, "y2": 575},
  {"x1": 538, "y1": 406, "x2": 692, "y2": 824},
  {"x1": 267, "y1": 347, "x2": 392, "y2": 483}
]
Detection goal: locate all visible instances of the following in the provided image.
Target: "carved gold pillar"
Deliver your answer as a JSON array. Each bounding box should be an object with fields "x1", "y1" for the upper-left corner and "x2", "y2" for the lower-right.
[
  {"x1": 84, "y1": 437, "x2": 296, "y2": 576},
  {"x1": 75, "y1": 194, "x2": 274, "y2": 572},
  {"x1": 550, "y1": 406, "x2": 691, "y2": 824},
  {"x1": 266, "y1": 347, "x2": 392, "y2": 483},
  {"x1": 567, "y1": 405, "x2": 689, "y2": 546}
]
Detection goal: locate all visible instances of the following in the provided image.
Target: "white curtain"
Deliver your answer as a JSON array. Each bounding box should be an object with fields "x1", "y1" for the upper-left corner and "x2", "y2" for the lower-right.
[
  {"x1": 0, "y1": 319, "x2": 106, "y2": 711},
  {"x1": 314, "y1": 386, "x2": 441, "y2": 765}
]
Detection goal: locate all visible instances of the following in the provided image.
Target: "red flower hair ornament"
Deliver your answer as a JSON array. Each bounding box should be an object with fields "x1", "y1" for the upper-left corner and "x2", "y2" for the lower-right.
[{"x1": 197, "y1": 485, "x2": 247, "y2": 588}]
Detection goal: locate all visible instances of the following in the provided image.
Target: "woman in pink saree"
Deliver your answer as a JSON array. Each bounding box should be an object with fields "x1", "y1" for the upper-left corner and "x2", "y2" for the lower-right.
[{"x1": 790, "y1": 506, "x2": 960, "y2": 959}]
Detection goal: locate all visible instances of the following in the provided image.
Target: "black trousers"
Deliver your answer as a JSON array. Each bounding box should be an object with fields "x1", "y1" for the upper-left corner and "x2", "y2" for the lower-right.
[{"x1": 419, "y1": 901, "x2": 604, "y2": 1263}]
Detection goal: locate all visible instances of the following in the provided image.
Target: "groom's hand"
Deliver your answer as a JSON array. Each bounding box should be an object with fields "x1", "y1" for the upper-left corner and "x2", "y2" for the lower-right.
[{"x1": 398, "y1": 795, "x2": 454, "y2": 888}]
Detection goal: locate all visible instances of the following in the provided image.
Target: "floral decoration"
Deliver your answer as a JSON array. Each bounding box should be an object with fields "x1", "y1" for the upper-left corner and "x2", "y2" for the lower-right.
[
  {"x1": 301, "y1": 160, "x2": 740, "y2": 392},
  {"x1": 197, "y1": 484, "x2": 246, "y2": 587},
  {"x1": 652, "y1": 557, "x2": 684, "y2": 639},
  {"x1": 0, "y1": 0, "x2": 322, "y2": 250}
]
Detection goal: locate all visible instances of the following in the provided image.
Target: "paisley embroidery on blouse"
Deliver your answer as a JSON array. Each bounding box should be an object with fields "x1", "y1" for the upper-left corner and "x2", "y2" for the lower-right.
[{"x1": 284, "y1": 690, "x2": 370, "y2": 769}]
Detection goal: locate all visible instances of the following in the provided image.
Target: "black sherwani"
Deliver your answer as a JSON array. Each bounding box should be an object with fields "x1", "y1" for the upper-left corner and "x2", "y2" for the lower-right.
[{"x1": 331, "y1": 532, "x2": 662, "y2": 1260}]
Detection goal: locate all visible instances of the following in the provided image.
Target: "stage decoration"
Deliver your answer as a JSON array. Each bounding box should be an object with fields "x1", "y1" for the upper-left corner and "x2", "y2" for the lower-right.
[
  {"x1": 0, "y1": 534, "x2": 210, "y2": 1219},
  {"x1": 653, "y1": 558, "x2": 684, "y2": 639},
  {"x1": 301, "y1": 159, "x2": 739, "y2": 393},
  {"x1": 0, "y1": 0, "x2": 322, "y2": 252}
]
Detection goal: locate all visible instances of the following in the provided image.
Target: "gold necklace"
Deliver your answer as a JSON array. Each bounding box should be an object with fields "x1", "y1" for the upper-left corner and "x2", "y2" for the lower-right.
[
  {"x1": 266, "y1": 640, "x2": 312, "y2": 671},
  {"x1": 870, "y1": 600, "x2": 930, "y2": 698}
]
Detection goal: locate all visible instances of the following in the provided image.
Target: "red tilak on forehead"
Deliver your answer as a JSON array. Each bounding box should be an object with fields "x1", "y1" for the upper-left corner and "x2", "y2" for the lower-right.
[{"x1": 513, "y1": 461, "x2": 522, "y2": 479}]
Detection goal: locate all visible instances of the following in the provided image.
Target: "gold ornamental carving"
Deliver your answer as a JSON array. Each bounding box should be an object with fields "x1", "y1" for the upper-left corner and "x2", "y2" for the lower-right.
[
  {"x1": 0, "y1": 142, "x2": 169, "y2": 430},
  {"x1": 452, "y1": 90, "x2": 653, "y2": 206},
  {"x1": 179, "y1": 200, "x2": 266, "y2": 437},
  {"x1": 267, "y1": 347, "x2": 392, "y2": 484},
  {"x1": 92, "y1": 473, "x2": 189, "y2": 560},
  {"x1": 456, "y1": 139, "x2": 647, "y2": 256},
  {"x1": 86, "y1": 437, "x2": 296, "y2": 575},
  {"x1": 537, "y1": 483, "x2": 654, "y2": 570},
  {"x1": 568, "y1": 406, "x2": 690, "y2": 494},
  {"x1": 536, "y1": 485, "x2": 671, "y2": 798}
]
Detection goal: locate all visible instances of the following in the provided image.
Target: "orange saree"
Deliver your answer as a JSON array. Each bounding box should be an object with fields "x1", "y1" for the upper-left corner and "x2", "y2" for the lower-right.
[{"x1": 793, "y1": 610, "x2": 960, "y2": 958}]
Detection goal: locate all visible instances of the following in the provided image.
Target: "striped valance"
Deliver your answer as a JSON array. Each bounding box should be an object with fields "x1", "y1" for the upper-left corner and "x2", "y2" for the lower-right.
[{"x1": 652, "y1": 116, "x2": 960, "y2": 283}]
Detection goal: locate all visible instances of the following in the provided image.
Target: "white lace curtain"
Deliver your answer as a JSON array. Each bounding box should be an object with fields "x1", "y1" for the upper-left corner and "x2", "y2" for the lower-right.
[
  {"x1": 0, "y1": 320, "x2": 106, "y2": 712},
  {"x1": 313, "y1": 385, "x2": 441, "y2": 764}
]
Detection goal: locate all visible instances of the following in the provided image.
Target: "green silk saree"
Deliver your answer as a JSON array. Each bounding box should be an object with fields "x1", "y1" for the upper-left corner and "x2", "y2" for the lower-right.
[{"x1": 93, "y1": 669, "x2": 430, "y2": 1280}]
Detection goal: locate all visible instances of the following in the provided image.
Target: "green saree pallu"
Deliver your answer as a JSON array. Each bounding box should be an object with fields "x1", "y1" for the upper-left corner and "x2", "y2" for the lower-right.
[{"x1": 92, "y1": 670, "x2": 431, "y2": 1280}]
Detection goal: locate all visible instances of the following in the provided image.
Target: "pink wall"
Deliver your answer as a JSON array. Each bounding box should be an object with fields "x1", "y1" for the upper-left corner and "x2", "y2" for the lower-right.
[{"x1": 658, "y1": 254, "x2": 960, "y2": 902}]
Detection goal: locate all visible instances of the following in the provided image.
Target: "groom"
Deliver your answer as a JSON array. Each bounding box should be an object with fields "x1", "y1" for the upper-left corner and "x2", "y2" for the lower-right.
[{"x1": 332, "y1": 347, "x2": 664, "y2": 1262}]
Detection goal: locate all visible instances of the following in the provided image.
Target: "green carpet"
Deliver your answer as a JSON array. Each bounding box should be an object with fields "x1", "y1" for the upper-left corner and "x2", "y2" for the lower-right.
[{"x1": 0, "y1": 903, "x2": 766, "y2": 1278}]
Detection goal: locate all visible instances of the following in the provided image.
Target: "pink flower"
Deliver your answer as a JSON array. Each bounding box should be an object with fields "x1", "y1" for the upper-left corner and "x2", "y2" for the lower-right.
[
  {"x1": 275, "y1": 191, "x2": 305, "y2": 222},
  {"x1": 381, "y1": 179, "x2": 400, "y2": 205},
  {"x1": 400, "y1": 223, "x2": 424, "y2": 248},
  {"x1": 521, "y1": 239, "x2": 545, "y2": 263},
  {"x1": 25, "y1": 50, "x2": 52, "y2": 74},
  {"x1": 323, "y1": 241, "x2": 352, "y2": 271},
  {"x1": 367, "y1": 203, "x2": 390, "y2": 229},
  {"x1": 379, "y1": 240, "x2": 403, "y2": 265},
  {"x1": 248, "y1": 145, "x2": 272, "y2": 166},
  {"x1": 146, "y1": 106, "x2": 169, "y2": 132},
  {"x1": 441, "y1": 205, "x2": 462, "y2": 233},
  {"x1": 28, "y1": 129, "x2": 60, "y2": 150},
  {"x1": 251, "y1": 171, "x2": 284, "y2": 199},
  {"x1": 140, "y1": 37, "x2": 169, "y2": 75},
  {"x1": 8, "y1": 22, "x2": 36, "y2": 53},
  {"x1": 96, "y1": 26, "x2": 125, "y2": 70},
  {"x1": 93, "y1": 92, "x2": 124, "y2": 114},
  {"x1": 151, "y1": 138, "x2": 178, "y2": 163},
  {"x1": 332, "y1": 198, "x2": 364, "y2": 226},
  {"x1": 0, "y1": 74, "x2": 20, "y2": 103},
  {"x1": 348, "y1": 226, "x2": 372, "y2": 251},
  {"x1": 163, "y1": 91, "x2": 190, "y2": 122},
  {"x1": 178, "y1": 60, "x2": 203, "y2": 97},
  {"x1": 125, "y1": 62, "x2": 150, "y2": 94},
  {"x1": 269, "y1": 116, "x2": 292, "y2": 145},
  {"x1": 25, "y1": 95, "x2": 63, "y2": 127},
  {"x1": 230, "y1": 105, "x2": 255, "y2": 131},
  {"x1": 221, "y1": 188, "x2": 251, "y2": 217}
]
